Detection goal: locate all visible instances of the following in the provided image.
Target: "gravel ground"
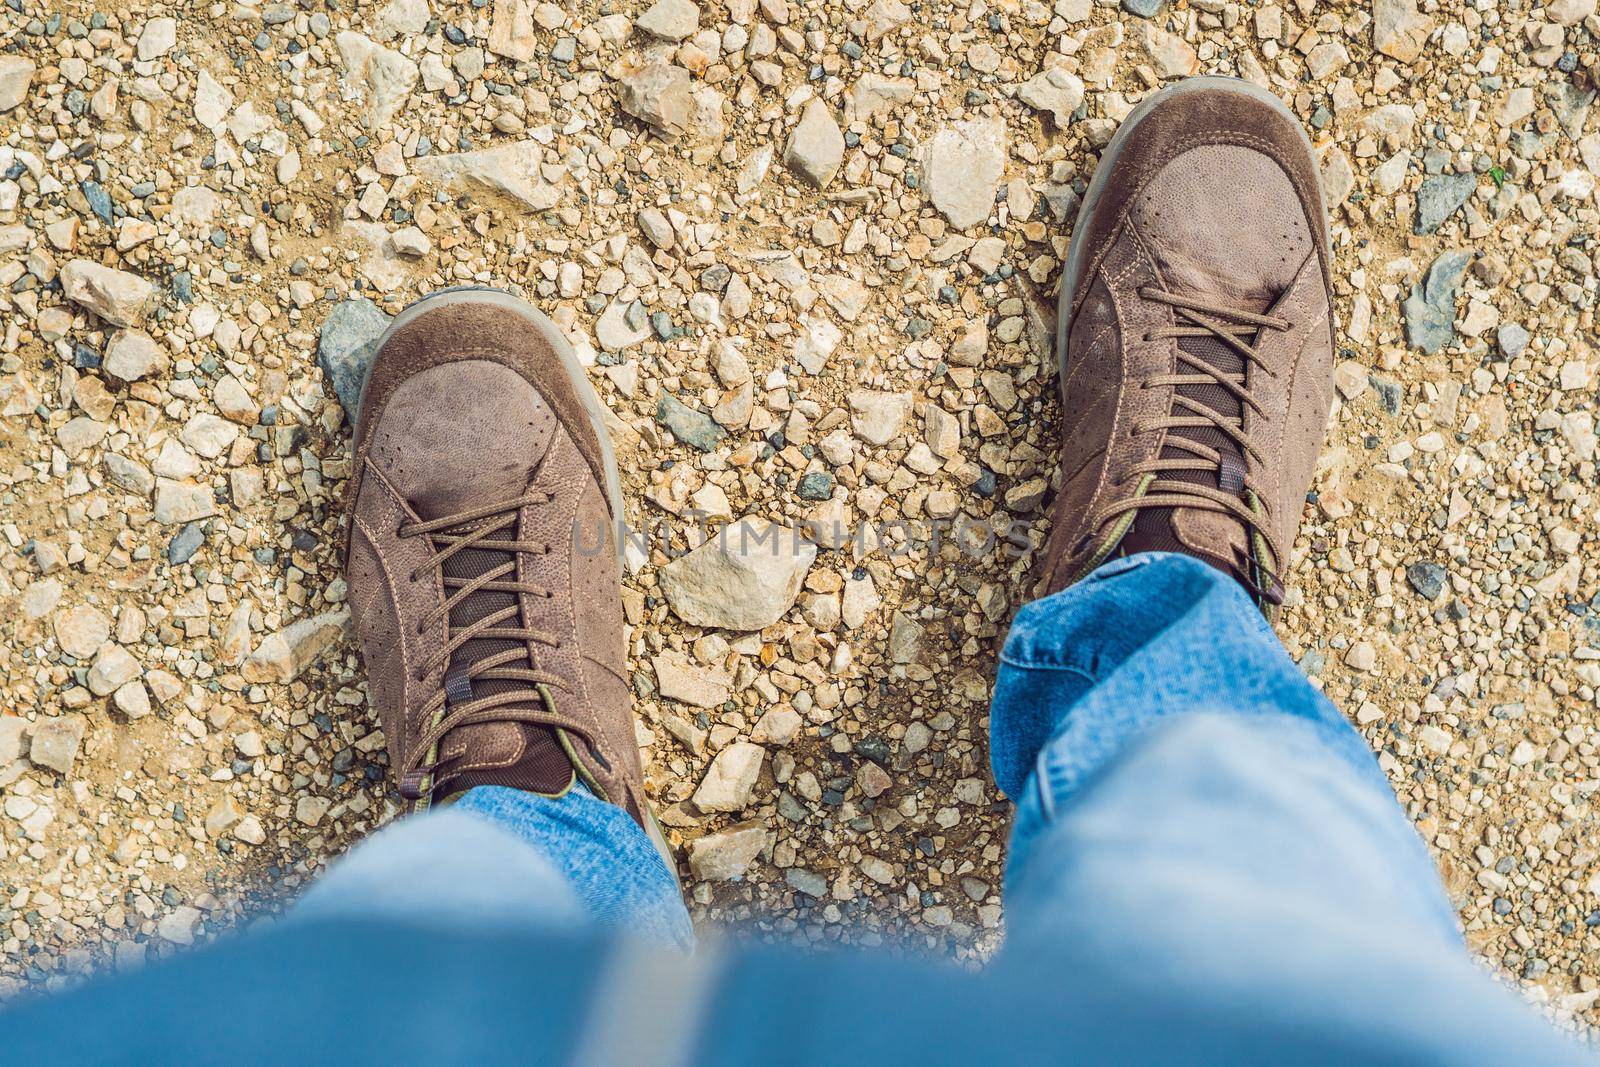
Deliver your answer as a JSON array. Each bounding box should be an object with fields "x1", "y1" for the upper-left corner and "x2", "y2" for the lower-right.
[{"x1": 0, "y1": 0, "x2": 1598, "y2": 1032}]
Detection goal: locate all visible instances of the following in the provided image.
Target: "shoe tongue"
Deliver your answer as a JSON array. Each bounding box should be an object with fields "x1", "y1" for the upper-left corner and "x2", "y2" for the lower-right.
[
  {"x1": 1119, "y1": 285, "x2": 1261, "y2": 578},
  {"x1": 431, "y1": 517, "x2": 574, "y2": 798}
]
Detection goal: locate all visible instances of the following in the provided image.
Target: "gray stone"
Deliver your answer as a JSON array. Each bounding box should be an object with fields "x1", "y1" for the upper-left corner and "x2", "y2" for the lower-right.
[
  {"x1": 1406, "y1": 562, "x2": 1447, "y2": 600},
  {"x1": 1120, "y1": 0, "x2": 1165, "y2": 16},
  {"x1": 659, "y1": 517, "x2": 816, "y2": 631},
  {"x1": 1497, "y1": 323, "x2": 1530, "y2": 359},
  {"x1": 317, "y1": 297, "x2": 391, "y2": 416},
  {"x1": 1548, "y1": 82, "x2": 1595, "y2": 142},
  {"x1": 656, "y1": 394, "x2": 726, "y2": 452},
  {"x1": 1414, "y1": 173, "x2": 1477, "y2": 235},
  {"x1": 784, "y1": 867, "x2": 828, "y2": 897},
  {"x1": 168, "y1": 523, "x2": 206, "y2": 565},
  {"x1": 1403, "y1": 250, "x2": 1471, "y2": 354}
]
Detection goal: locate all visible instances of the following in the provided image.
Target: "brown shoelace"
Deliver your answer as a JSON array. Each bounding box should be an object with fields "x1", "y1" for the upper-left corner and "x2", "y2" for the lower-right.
[
  {"x1": 1075, "y1": 287, "x2": 1293, "y2": 602},
  {"x1": 395, "y1": 491, "x2": 574, "y2": 800}
]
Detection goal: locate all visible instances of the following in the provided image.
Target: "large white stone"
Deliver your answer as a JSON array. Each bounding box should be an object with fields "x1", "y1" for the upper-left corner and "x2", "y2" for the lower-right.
[
  {"x1": 59, "y1": 260, "x2": 154, "y2": 328},
  {"x1": 659, "y1": 517, "x2": 816, "y2": 631},
  {"x1": 0, "y1": 56, "x2": 36, "y2": 113},
  {"x1": 689, "y1": 824, "x2": 767, "y2": 880},
  {"x1": 691, "y1": 741, "x2": 765, "y2": 813},
  {"x1": 137, "y1": 17, "x2": 177, "y2": 61},
  {"x1": 242, "y1": 610, "x2": 350, "y2": 684},
  {"x1": 336, "y1": 31, "x2": 419, "y2": 130},
  {"x1": 783, "y1": 99, "x2": 844, "y2": 188},
  {"x1": 652, "y1": 651, "x2": 733, "y2": 709},
  {"x1": 924, "y1": 117, "x2": 1006, "y2": 229},
  {"x1": 414, "y1": 140, "x2": 562, "y2": 211}
]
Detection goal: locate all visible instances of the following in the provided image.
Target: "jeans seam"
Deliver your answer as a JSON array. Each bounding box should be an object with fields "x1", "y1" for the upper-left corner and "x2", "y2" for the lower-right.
[
  {"x1": 1032, "y1": 745, "x2": 1059, "y2": 825},
  {"x1": 996, "y1": 657, "x2": 1101, "y2": 680}
]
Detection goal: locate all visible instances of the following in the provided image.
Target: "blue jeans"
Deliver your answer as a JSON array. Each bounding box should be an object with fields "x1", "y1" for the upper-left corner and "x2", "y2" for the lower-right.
[{"x1": 7, "y1": 555, "x2": 1585, "y2": 1064}]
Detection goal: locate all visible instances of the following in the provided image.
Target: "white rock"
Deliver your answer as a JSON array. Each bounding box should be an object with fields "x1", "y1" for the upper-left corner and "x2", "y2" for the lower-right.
[
  {"x1": 636, "y1": 0, "x2": 700, "y2": 41},
  {"x1": 845, "y1": 74, "x2": 914, "y2": 122},
  {"x1": 242, "y1": 610, "x2": 350, "y2": 684},
  {"x1": 0, "y1": 56, "x2": 37, "y2": 113},
  {"x1": 336, "y1": 31, "x2": 419, "y2": 130},
  {"x1": 87, "y1": 644, "x2": 140, "y2": 696},
  {"x1": 925, "y1": 117, "x2": 1006, "y2": 229},
  {"x1": 59, "y1": 260, "x2": 154, "y2": 328},
  {"x1": 29, "y1": 715, "x2": 87, "y2": 775},
  {"x1": 113, "y1": 681, "x2": 153, "y2": 720},
  {"x1": 841, "y1": 573, "x2": 881, "y2": 629},
  {"x1": 659, "y1": 517, "x2": 816, "y2": 631},
  {"x1": 595, "y1": 300, "x2": 651, "y2": 351},
  {"x1": 692, "y1": 741, "x2": 765, "y2": 812},
  {"x1": 848, "y1": 389, "x2": 914, "y2": 445},
  {"x1": 415, "y1": 140, "x2": 561, "y2": 211},
  {"x1": 153, "y1": 479, "x2": 216, "y2": 524},
  {"x1": 1129, "y1": 22, "x2": 1198, "y2": 80},
  {"x1": 652, "y1": 650, "x2": 733, "y2": 708},
  {"x1": 616, "y1": 63, "x2": 694, "y2": 135},
  {"x1": 171, "y1": 185, "x2": 222, "y2": 227},
  {"x1": 689, "y1": 824, "x2": 767, "y2": 880},
  {"x1": 54, "y1": 605, "x2": 111, "y2": 659},
  {"x1": 193, "y1": 70, "x2": 233, "y2": 134},
  {"x1": 1017, "y1": 67, "x2": 1083, "y2": 127},
  {"x1": 1372, "y1": 152, "x2": 1410, "y2": 196},
  {"x1": 158, "y1": 906, "x2": 202, "y2": 945},
  {"x1": 392, "y1": 226, "x2": 432, "y2": 256},
  {"x1": 180, "y1": 412, "x2": 239, "y2": 460},
  {"x1": 1372, "y1": 0, "x2": 1433, "y2": 63},
  {"x1": 1548, "y1": 0, "x2": 1595, "y2": 26},
  {"x1": 793, "y1": 315, "x2": 841, "y2": 374},
  {"x1": 375, "y1": 0, "x2": 430, "y2": 40},
  {"x1": 488, "y1": 0, "x2": 537, "y2": 60},
  {"x1": 137, "y1": 17, "x2": 178, "y2": 60},
  {"x1": 783, "y1": 99, "x2": 844, "y2": 188}
]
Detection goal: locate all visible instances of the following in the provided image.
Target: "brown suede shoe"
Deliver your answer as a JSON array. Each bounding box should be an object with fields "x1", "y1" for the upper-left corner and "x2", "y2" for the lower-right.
[
  {"x1": 1038, "y1": 77, "x2": 1335, "y2": 614},
  {"x1": 343, "y1": 288, "x2": 672, "y2": 863}
]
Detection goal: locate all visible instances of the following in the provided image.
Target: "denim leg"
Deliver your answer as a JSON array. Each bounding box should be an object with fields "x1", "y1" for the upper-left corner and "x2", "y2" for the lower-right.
[
  {"x1": 993, "y1": 552, "x2": 1462, "y2": 948},
  {"x1": 294, "y1": 783, "x2": 693, "y2": 950}
]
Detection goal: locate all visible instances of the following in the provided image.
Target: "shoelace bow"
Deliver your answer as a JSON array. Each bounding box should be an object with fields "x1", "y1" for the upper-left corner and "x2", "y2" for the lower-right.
[
  {"x1": 1077, "y1": 286, "x2": 1293, "y2": 603},
  {"x1": 394, "y1": 491, "x2": 573, "y2": 801}
]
